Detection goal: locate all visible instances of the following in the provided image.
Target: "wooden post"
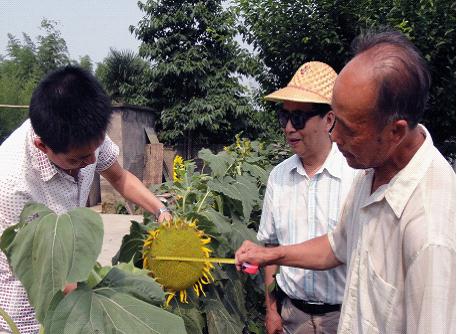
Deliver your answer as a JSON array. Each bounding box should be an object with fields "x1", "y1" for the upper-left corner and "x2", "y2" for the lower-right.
[{"x1": 143, "y1": 143, "x2": 164, "y2": 187}]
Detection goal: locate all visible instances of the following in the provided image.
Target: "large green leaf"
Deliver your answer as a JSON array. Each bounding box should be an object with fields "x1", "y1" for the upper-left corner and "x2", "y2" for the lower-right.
[
  {"x1": 207, "y1": 175, "x2": 259, "y2": 220},
  {"x1": 199, "y1": 208, "x2": 232, "y2": 235},
  {"x1": 95, "y1": 267, "x2": 165, "y2": 306},
  {"x1": 4, "y1": 203, "x2": 103, "y2": 322},
  {"x1": 198, "y1": 149, "x2": 235, "y2": 177},
  {"x1": 111, "y1": 220, "x2": 151, "y2": 265},
  {"x1": 204, "y1": 299, "x2": 244, "y2": 334},
  {"x1": 241, "y1": 162, "x2": 269, "y2": 185},
  {"x1": 229, "y1": 222, "x2": 257, "y2": 251},
  {"x1": 171, "y1": 300, "x2": 205, "y2": 334},
  {"x1": 44, "y1": 282, "x2": 185, "y2": 334},
  {"x1": 0, "y1": 202, "x2": 51, "y2": 252},
  {"x1": 220, "y1": 267, "x2": 248, "y2": 321}
]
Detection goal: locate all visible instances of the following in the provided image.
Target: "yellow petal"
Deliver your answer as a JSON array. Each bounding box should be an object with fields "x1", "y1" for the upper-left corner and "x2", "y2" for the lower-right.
[{"x1": 165, "y1": 292, "x2": 175, "y2": 307}]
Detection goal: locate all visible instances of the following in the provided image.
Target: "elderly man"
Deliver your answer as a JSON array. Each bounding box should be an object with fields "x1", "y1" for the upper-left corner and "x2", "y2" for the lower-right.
[
  {"x1": 236, "y1": 29, "x2": 455, "y2": 334},
  {"x1": 259, "y1": 61, "x2": 356, "y2": 334}
]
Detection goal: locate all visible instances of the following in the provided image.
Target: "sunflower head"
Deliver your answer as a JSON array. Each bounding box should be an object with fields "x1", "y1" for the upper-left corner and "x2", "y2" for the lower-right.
[
  {"x1": 143, "y1": 218, "x2": 214, "y2": 305},
  {"x1": 172, "y1": 155, "x2": 185, "y2": 183}
]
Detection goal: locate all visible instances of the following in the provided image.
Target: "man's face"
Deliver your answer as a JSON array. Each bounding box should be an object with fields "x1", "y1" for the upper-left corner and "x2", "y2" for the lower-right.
[
  {"x1": 280, "y1": 101, "x2": 332, "y2": 159},
  {"x1": 35, "y1": 137, "x2": 104, "y2": 171},
  {"x1": 330, "y1": 55, "x2": 394, "y2": 169}
]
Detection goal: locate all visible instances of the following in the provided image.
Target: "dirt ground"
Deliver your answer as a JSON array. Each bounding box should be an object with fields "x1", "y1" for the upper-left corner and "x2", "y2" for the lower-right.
[{"x1": 97, "y1": 213, "x2": 143, "y2": 266}]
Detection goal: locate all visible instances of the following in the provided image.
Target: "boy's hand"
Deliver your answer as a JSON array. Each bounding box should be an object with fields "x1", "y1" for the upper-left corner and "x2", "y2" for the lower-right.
[{"x1": 63, "y1": 282, "x2": 77, "y2": 295}]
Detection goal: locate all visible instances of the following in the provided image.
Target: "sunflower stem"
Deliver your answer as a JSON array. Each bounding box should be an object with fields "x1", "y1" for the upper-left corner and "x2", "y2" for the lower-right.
[
  {"x1": 0, "y1": 305, "x2": 20, "y2": 334},
  {"x1": 196, "y1": 190, "x2": 210, "y2": 213}
]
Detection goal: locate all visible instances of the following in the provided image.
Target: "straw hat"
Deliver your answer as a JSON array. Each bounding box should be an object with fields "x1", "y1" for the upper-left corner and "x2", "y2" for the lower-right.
[{"x1": 265, "y1": 61, "x2": 337, "y2": 104}]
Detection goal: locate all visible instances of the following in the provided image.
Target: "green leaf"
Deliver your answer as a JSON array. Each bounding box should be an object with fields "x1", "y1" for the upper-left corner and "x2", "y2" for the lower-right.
[
  {"x1": 199, "y1": 208, "x2": 232, "y2": 235},
  {"x1": 44, "y1": 283, "x2": 185, "y2": 334},
  {"x1": 229, "y1": 222, "x2": 258, "y2": 251},
  {"x1": 222, "y1": 267, "x2": 248, "y2": 320},
  {"x1": 171, "y1": 301, "x2": 205, "y2": 334},
  {"x1": 95, "y1": 267, "x2": 165, "y2": 306},
  {"x1": 5, "y1": 204, "x2": 103, "y2": 322},
  {"x1": 0, "y1": 202, "x2": 50, "y2": 253},
  {"x1": 241, "y1": 162, "x2": 268, "y2": 185},
  {"x1": 111, "y1": 220, "x2": 149, "y2": 265},
  {"x1": 204, "y1": 299, "x2": 244, "y2": 334},
  {"x1": 198, "y1": 149, "x2": 235, "y2": 177},
  {"x1": 208, "y1": 175, "x2": 259, "y2": 221}
]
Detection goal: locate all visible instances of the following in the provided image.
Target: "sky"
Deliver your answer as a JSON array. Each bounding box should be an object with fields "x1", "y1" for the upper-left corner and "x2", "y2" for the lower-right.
[{"x1": 0, "y1": 0, "x2": 144, "y2": 64}]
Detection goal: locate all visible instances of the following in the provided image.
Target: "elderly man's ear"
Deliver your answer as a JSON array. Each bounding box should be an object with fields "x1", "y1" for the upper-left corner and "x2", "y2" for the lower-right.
[{"x1": 389, "y1": 119, "x2": 409, "y2": 144}]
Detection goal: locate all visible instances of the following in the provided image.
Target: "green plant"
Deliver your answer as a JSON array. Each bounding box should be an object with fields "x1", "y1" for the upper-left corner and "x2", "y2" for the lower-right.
[
  {"x1": 114, "y1": 137, "x2": 290, "y2": 333},
  {"x1": 0, "y1": 203, "x2": 186, "y2": 333}
]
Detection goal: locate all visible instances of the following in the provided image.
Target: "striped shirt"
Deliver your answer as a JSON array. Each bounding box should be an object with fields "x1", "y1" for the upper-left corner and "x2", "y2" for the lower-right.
[
  {"x1": 0, "y1": 120, "x2": 119, "y2": 333},
  {"x1": 258, "y1": 143, "x2": 357, "y2": 304}
]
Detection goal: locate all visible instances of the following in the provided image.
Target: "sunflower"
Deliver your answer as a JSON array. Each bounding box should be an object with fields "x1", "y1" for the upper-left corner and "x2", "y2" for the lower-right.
[
  {"x1": 172, "y1": 155, "x2": 185, "y2": 183},
  {"x1": 143, "y1": 218, "x2": 214, "y2": 305}
]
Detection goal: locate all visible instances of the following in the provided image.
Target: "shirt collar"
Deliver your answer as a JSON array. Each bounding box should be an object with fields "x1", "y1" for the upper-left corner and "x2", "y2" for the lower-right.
[
  {"x1": 362, "y1": 125, "x2": 434, "y2": 219},
  {"x1": 29, "y1": 126, "x2": 59, "y2": 182},
  {"x1": 289, "y1": 143, "x2": 343, "y2": 179}
]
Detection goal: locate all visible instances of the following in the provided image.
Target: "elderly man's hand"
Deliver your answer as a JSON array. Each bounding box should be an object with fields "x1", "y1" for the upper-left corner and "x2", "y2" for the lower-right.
[{"x1": 235, "y1": 240, "x2": 272, "y2": 270}]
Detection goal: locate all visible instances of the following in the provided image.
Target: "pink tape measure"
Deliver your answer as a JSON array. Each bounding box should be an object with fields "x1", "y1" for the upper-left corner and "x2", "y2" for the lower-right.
[{"x1": 241, "y1": 262, "x2": 259, "y2": 274}]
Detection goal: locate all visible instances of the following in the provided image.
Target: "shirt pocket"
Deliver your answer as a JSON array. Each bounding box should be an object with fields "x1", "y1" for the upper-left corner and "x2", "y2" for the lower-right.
[
  {"x1": 272, "y1": 202, "x2": 293, "y2": 244},
  {"x1": 360, "y1": 252, "x2": 397, "y2": 333}
]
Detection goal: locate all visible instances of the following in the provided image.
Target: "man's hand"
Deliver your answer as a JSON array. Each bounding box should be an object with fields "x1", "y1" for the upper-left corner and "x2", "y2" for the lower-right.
[
  {"x1": 235, "y1": 240, "x2": 272, "y2": 270},
  {"x1": 157, "y1": 210, "x2": 172, "y2": 223},
  {"x1": 265, "y1": 309, "x2": 284, "y2": 334}
]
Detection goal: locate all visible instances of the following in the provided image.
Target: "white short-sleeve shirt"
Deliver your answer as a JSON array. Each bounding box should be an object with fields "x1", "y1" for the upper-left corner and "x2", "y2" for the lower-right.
[
  {"x1": 0, "y1": 119, "x2": 119, "y2": 333},
  {"x1": 258, "y1": 144, "x2": 357, "y2": 304},
  {"x1": 328, "y1": 125, "x2": 456, "y2": 333}
]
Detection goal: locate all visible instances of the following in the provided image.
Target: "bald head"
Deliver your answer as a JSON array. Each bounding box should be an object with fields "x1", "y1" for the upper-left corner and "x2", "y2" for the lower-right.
[{"x1": 344, "y1": 30, "x2": 431, "y2": 129}]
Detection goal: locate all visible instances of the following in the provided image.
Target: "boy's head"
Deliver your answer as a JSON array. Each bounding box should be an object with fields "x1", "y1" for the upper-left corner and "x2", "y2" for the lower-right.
[{"x1": 29, "y1": 65, "x2": 112, "y2": 154}]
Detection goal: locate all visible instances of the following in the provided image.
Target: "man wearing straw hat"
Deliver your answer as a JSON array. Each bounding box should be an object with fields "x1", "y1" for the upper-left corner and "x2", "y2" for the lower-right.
[
  {"x1": 257, "y1": 61, "x2": 356, "y2": 334},
  {"x1": 236, "y1": 29, "x2": 455, "y2": 333}
]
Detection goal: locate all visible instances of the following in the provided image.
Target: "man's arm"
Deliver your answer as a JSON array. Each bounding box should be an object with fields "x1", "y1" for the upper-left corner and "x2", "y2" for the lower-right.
[
  {"x1": 235, "y1": 234, "x2": 341, "y2": 270},
  {"x1": 405, "y1": 245, "x2": 455, "y2": 334},
  {"x1": 263, "y1": 244, "x2": 283, "y2": 334},
  {"x1": 101, "y1": 161, "x2": 171, "y2": 222}
]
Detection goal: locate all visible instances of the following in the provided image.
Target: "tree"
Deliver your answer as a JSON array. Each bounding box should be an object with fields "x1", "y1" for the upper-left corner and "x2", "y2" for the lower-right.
[
  {"x1": 36, "y1": 19, "x2": 71, "y2": 75},
  {"x1": 0, "y1": 19, "x2": 74, "y2": 144},
  {"x1": 96, "y1": 49, "x2": 151, "y2": 105},
  {"x1": 130, "y1": 0, "x2": 261, "y2": 157},
  {"x1": 78, "y1": 55, "x2": 94, "y2": 73},
  {"x1": 236, "y1": 0, "x2": 455, "y2": 160}
]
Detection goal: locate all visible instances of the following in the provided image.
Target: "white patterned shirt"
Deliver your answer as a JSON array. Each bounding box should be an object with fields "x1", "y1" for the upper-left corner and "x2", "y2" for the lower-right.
[
  {"x1": 329, "y1": 126, "x2": 455, "y2": 333},
  {"x1": 0, "y1": 119, "x2": 119, "y2": 333},
  {"x1": 258, "y1": 144, "x2": 357, "y2": 304}
]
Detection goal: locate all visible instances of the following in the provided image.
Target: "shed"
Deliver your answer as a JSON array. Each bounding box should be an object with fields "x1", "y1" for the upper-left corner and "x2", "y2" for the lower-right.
[{"x1": 89, "y1": 104, "x2": 175, "y2": 210}]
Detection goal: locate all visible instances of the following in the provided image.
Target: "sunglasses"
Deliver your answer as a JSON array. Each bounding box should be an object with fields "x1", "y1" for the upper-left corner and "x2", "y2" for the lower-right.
[{"x1": 277, "y1": 109, "x2": 327, "y2": 130}]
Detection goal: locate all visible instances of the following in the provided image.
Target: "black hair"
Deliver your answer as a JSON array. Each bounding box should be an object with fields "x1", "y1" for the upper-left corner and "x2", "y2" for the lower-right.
[
  {"x1": 29, "y1": 65, "x2": 112, "y2": 153},
  {"x1": 351, "y1": 28, "x2": 431, "y2": 128},
  {"x1": 314, "y1": 102, "x2": 332, "y2": 118}
]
